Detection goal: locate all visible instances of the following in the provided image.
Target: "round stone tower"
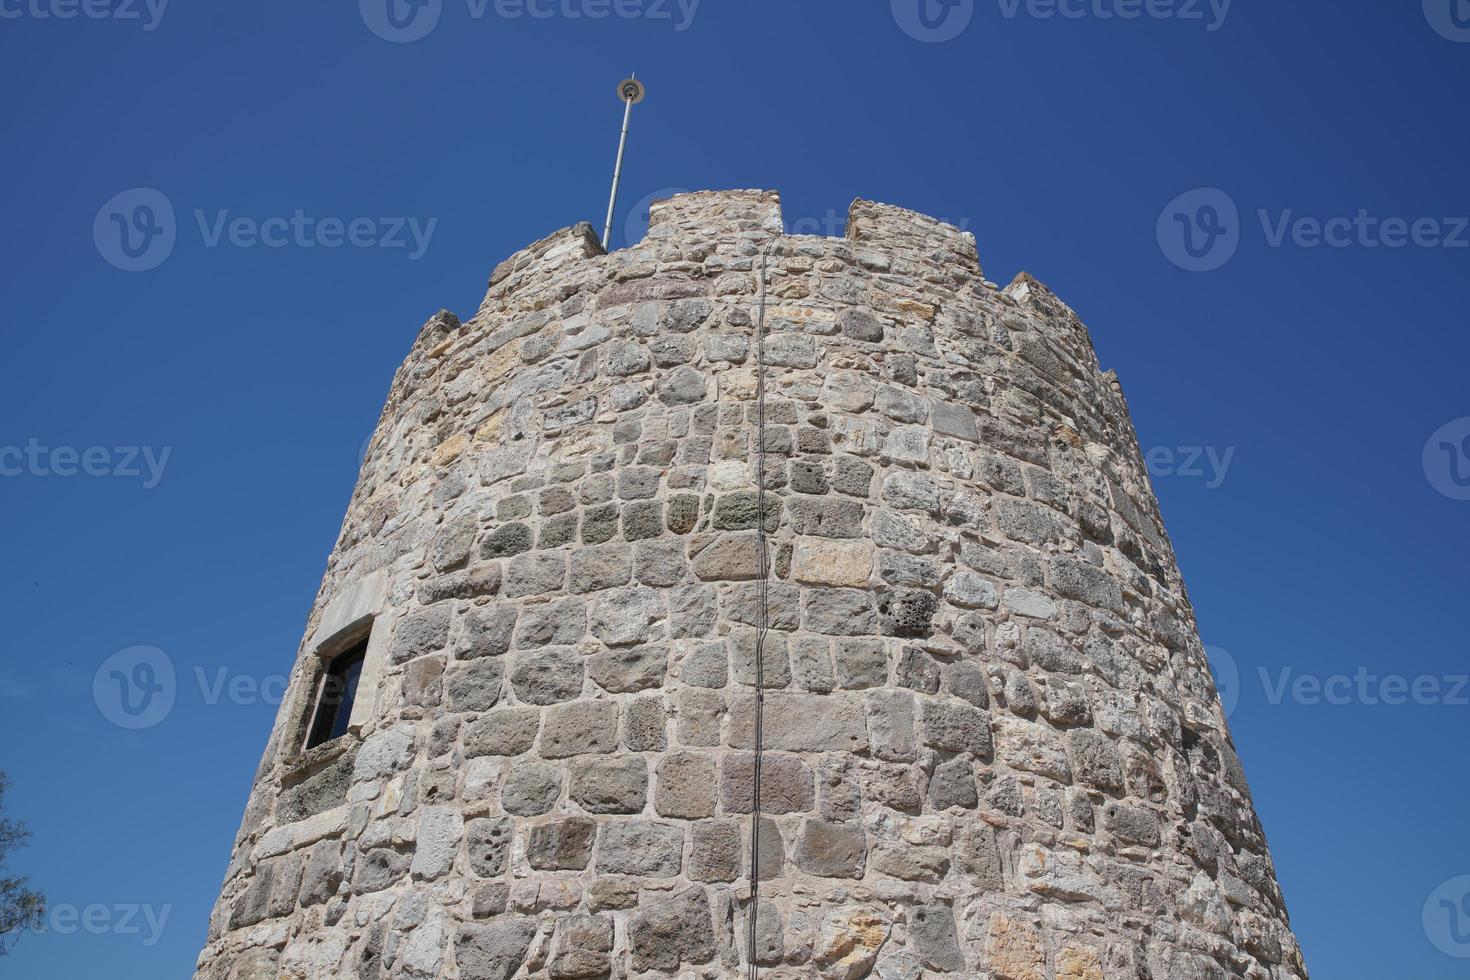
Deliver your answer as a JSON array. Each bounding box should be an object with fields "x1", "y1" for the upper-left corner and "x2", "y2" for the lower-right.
[{"x1": 194, "y1": 190, "x2": 1306, "y2": 980}]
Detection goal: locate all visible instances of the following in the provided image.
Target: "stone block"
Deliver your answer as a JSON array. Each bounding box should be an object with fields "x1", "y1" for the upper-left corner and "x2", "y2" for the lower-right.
[
  {"x1": 595, "y1": 820, "x2": 684, "y2": 877},
  {"x1": 654, "y1": 752, "x2": 718, "y2": 818},
  {"x1": 570, "y1": 756, "x2": 648, "y2": 814},
  {"x1": 794, "y1": 819, "x2": 866, "y2": 878},
  {"x1": 539, "y1": 701, "x2": 618, "y2": 758},
  {"x1": 728, "y1": 692, "x2": 868, "y2": 753},
  {"x1": 720, "y1": 752, "x2": 814, "y2": 814}
]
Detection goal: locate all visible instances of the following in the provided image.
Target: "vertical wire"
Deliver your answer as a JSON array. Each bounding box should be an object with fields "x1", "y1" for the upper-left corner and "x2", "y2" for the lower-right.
[{"x1": 745, "y1": 235, "x2": 777, "y2": 980}]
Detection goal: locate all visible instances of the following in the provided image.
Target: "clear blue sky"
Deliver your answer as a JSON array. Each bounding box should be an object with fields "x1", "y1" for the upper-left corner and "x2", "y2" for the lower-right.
[{"x1": 2, "y1": 2, "x2": 1467, "y2": 977}]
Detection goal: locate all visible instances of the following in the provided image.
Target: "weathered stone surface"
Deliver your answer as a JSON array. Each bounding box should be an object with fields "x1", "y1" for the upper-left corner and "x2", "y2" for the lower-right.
[
  {"x1": 720, "y1": 752, "x2": 814, "y2": 814},
  {"x1": 792, "y1": 538, "x2": 873, "y2": 588},
  {"x1": 728, "y1": 693, "x2": 868, "y2": 753},
  {"x1": 690, "y1": 532, "x2": 762, "y2": 581},
  {"x1": 595, "y1": 820, "x2": 683, "y2": 877},
  {"x1": 1068, "y1": 727, "x2": 1125, "y2": 791},
  {"x1": 628, "y1": 886, "x2": 716, "y2": 972},
  {"x1": 526, "y1": 817, "x2": 596, "y2": 870},
  {"x1": 569, "y1": 756, "x2": 648, "y2": 814},
  {"x1": 548, "y1": 915, "x2": 613, "y2": 979},
  {"x1": 908, "y1": 904, "x2": 965, "y2": 972},
  {"x1": 588, "y1": 587, "x2": 666, "y2": 646},
  {"x1": 794, "y1": 819, "x2": 866, "y2": 878},
  {"x1": 465, "y1": 708, "x2": 539, "y2": 757},
  {"x1": 919, "y1": 698, "x2": 992, "y2": 755},
  {"x1": 834, "y1": 637, "x2": 888, "y2": 689},
  {"x1": 928, "y1": 754, "x2": 978, "y2": 810},
  {"x1": 687, "y1": 819, "x2": 742, "y2": 882},
  {"x1": 587, "y1": 644, "x2": 667, "y2": 693},
  {"x1": 865, "y1": 690, "x2": 918, "y2": 762},
  {"x1": 461, "y1": 606, "x2": 516, "y2": 659},
  {"x1": 501, "y1": 761, "x2": 562, "y2": 816},
  {"x1": 390, "y1": 604, "x2": 452, "y2": 664},
  {"x1": 454, "y1": 919, "x2": 537, "y2": 980},
  {"x1": 465, "y1": 817, "x2": 512, "y2": 877},
  {"x1": 804, "y1": 588, "x2": 879, "y2": 635},
  {"x1": 513, "y1": 598, "x2": 585, "y2": 647},
  {"x1": 983, "y1": 913, "x2": 1045, "y2": 980},
  {"x1": 509, "y1": 647, "x2": 583, "y2": 705},
  {"x1": 814, "y1": 906, "x2": 891, "y2": 980},
  {"x1": 445, "y1": 657, "x2": 504, "y2": 713},
  {"x1": 409, "y1": 807, "x2": 463, "y2": 881},
  {"x1": 654, "y1": 752, "x2": 718, "y2": 818},
  {"x1": 871, "y1": 840, "x2": 949, "y2": 882},
  {"x1": 539, "y1": 701, "x2": 618, "y2": 757},
  {"x1": 994, "y1": 716, "x2": 1072, "y2": 781}
]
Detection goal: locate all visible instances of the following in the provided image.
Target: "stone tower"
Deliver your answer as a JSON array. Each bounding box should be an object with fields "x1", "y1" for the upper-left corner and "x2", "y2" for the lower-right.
[{"x1": 194, "y1": 190, "x2": 1306, "y2": 980}]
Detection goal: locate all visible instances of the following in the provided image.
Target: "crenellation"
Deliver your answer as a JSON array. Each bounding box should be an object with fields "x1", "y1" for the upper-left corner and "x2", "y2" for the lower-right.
[{"x1": 194, "y1": 189, "x2": 1305, "y2": 980}]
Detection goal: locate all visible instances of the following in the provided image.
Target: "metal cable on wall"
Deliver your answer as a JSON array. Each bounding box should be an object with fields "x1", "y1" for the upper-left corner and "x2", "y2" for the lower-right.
[{"x1": 745, "y1": 235, "x2": 778, "y2": 980}]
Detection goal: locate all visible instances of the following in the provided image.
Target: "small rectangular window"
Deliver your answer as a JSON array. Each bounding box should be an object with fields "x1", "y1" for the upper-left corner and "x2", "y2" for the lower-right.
[{"x1": 305, "y1": 639, "x2": 367, "y2": 750}]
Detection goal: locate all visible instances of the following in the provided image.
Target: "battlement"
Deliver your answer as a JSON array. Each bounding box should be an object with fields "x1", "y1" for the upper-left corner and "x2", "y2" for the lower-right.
[{"x1": 481, "y1": 189, "x2": 985, "y2": 309}]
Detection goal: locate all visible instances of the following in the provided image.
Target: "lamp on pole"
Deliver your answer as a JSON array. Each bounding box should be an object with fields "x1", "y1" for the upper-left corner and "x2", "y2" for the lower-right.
[{"x1": 602, "y1": 75, "x2": 646, "y2": 251}]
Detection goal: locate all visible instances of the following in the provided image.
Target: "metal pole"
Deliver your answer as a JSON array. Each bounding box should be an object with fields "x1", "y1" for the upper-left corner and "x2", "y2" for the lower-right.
[{"x1": 602, "y1": 77, "x2": 640, "y2": 250}]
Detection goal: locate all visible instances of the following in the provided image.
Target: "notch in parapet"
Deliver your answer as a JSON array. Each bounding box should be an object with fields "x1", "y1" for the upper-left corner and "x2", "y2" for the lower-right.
[
  {"x1": 643, "y1": 189, "x2": 784, "y2": 245},
  {"x1": 846, "y1": 199, "x2": 982, "y2": 277}
]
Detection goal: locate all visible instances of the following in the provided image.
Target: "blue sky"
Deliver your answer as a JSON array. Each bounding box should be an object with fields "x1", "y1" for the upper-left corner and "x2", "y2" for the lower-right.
[{"x1": 2, "y1": 1, "x2": 1468, "y2": 976}]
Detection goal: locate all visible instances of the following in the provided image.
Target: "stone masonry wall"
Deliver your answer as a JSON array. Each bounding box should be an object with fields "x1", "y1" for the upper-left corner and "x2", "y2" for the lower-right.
[{"x1": 193, "y1": 190, "x2": 1307, "y2": 980}]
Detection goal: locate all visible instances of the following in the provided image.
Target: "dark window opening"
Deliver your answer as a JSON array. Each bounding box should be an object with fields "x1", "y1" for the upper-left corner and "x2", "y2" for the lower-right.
[{"x1": 305, "y1": 639, "x2": 367, "y2": 750}]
